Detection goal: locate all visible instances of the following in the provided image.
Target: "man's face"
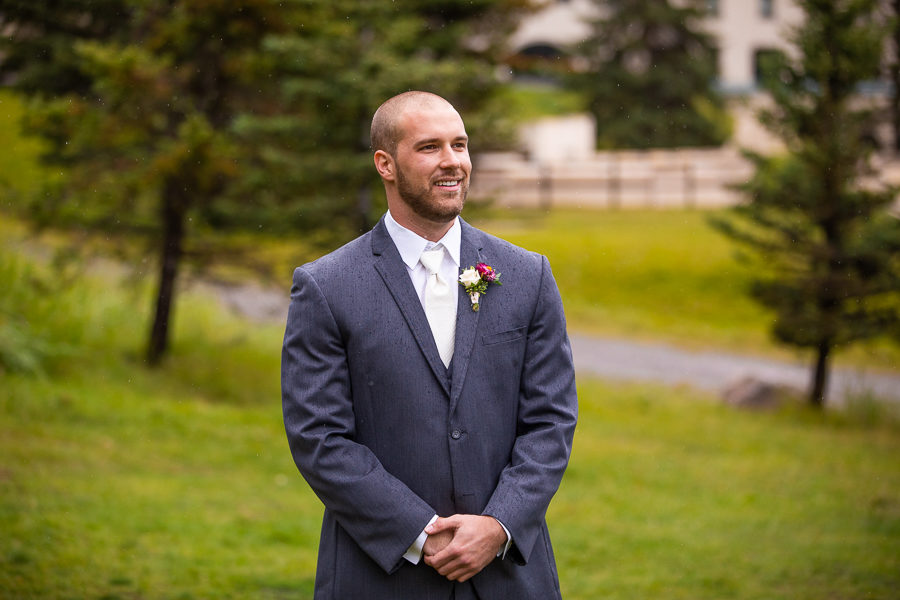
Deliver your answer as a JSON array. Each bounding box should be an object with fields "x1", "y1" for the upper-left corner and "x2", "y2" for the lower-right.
[{"x1": 392, "y1": 103, "x2": 471, "y2": 223}]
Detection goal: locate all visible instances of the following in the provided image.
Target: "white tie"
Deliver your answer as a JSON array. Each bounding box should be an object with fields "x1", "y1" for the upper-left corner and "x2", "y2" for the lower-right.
[{"x1": 419, "y1": 245, "x2": 455, "y2": 368}]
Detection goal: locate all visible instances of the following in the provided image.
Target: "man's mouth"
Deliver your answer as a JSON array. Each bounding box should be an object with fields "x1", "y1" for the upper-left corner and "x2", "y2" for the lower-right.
[{"x1": 434, "y1": 178, "x2": 463, "y2": 190}]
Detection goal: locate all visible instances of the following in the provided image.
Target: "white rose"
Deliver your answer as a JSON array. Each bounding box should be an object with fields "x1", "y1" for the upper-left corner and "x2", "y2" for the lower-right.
[{"x1": 459, "y1": 268, "x2": 480, "y2": 286}]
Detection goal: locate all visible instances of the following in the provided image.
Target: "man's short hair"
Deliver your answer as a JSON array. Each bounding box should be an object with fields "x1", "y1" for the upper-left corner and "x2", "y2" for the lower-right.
[{"x1": 370, "y1": 91, "x2": 453, "y2": 157}]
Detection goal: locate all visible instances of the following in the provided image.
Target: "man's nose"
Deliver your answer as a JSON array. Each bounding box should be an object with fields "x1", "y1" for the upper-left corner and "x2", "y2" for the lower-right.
[{"x1": 438, "y1": 145, "x2": 461, "y2": 169}]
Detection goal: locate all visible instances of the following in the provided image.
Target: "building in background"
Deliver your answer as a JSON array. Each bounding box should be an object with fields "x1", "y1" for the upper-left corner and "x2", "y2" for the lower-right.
[
  {"x1": 470, "y1": 0, "x2": 899, "y2": 209},
  {"x1": 508, "y1": 0, "x2": 808, "y2": 153},
  {"x1": 509, "y1": 0, "x2": 804, "y2": 95}
]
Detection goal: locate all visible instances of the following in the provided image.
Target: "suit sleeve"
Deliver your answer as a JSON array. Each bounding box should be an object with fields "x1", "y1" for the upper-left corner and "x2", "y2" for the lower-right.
[
  {"x1": 482, "y1": 255, "x2": 578, "y2": 564},
  {"x1": 281, "y1": 266, "x2": 436, "y2": 574}
]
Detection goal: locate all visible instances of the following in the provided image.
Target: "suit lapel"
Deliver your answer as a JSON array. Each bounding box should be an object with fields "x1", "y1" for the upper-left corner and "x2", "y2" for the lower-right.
[
  {"x1": 449, "y1": 221, "x2": 484, "y2": 414},
  {"x1": 371, "y1": 219, "x2": 451, "y2": 397}
]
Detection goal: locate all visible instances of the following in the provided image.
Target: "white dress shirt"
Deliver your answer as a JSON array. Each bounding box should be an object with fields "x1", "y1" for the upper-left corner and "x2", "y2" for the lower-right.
[
  {"x1": 384, "y1": 210, "x2": 461, "y2": 317},
  {"x1": 383, "y1": 211, "x2": 512, "y2": 565}
]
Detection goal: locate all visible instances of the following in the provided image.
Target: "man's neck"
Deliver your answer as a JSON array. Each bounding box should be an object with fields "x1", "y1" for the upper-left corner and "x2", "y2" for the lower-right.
[
  {"x1": 396, "y1": 214, "x2": 454, "y2": 242},
  {"x1": 387, "y1": 202, "x2": 456, "y2": 242}
]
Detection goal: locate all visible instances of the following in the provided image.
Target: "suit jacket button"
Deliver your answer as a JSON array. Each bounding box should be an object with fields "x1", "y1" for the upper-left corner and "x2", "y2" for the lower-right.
[{"x1": 450, "y1": 429, "x2": 462, "y2": 440}]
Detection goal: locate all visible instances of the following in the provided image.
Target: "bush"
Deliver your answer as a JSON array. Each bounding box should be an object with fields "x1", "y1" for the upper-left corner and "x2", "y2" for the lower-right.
[{"x1": 0, "y1": 250, "x2": 77, "y2": 375}]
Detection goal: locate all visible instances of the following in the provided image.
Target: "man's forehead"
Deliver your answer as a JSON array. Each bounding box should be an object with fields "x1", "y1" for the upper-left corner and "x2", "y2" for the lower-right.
[{"x1": 398, "y1": 104, "x2": 467, "y2": 143}]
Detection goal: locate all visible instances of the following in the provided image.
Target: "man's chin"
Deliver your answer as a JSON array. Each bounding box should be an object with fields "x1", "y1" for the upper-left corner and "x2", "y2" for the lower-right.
[
  {"x1": 397, "y1": 186, "x2": 466, "y2": 224},
  {"x1": 416, "y1": 201, "x2": 465, "y2": 223},
  {"x1": 422, "y1": 208, "x2": 462, "y2": 224},
  {"x1": 434, "y1": 191, "x2": 466, "y2": 218},
  {"x1": 430, "y1": 201, "x2": 464, "y2": 223}
]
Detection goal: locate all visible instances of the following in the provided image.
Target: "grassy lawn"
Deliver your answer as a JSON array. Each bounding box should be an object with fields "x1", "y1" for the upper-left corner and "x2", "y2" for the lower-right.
[
  {"x1": 466, "y1": 206, "x2": 900, "y2": 370},
  {"x1": 482, "y1": 83, "x2": 588, "y2": 122},
  {"x1": 2, "y1": 87, "x2": 898, "y2": 597},
  {"x1": 2, "y1": 247, "x2": 899, "y2": 599},
  {"x1": 555, "y1": 380, "x2": 900, "y2": 599}
]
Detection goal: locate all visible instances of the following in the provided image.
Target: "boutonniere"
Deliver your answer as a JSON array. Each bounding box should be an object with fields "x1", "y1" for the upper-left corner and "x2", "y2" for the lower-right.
[{"x1": 458, "y1": 262, "x2": 502, "y2": 312}]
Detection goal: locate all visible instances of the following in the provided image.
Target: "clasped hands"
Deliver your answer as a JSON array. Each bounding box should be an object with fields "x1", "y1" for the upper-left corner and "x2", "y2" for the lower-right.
[{"x1": 421, "y1": 514, "x2": 507, "y2": 582}]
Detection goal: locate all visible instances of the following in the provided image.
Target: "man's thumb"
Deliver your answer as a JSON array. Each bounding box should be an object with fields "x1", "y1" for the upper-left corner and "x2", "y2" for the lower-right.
[{"x1": 425, "y1": 515, "x2": 457, "y2": 534}]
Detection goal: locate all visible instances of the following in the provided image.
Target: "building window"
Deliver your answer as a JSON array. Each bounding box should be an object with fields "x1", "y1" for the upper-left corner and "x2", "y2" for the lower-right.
[{"x1": 760, "y1": 0, "x2": 774, "y2": 18}]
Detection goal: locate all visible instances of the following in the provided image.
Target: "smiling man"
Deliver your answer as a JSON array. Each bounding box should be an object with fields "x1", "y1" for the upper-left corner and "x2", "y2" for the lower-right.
[{"x1": 282, "y1": 91, "x2": 578, "y2": 599}]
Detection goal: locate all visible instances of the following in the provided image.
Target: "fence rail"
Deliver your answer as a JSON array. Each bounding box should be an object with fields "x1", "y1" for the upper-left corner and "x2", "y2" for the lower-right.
[
  {"x1": 469, "y1": 148, "x2": 756, "y2": 209},
  {"x1": 471, "y1": 149, "x2": 900, "y2": 210}
]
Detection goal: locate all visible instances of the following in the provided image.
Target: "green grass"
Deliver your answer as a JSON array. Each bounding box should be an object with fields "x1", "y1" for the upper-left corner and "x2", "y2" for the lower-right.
[
  {"x1": 2, "y1": 245, "x2": 899, "y2": 599},
  {"x1": 553, "y1": 380, "x2": 900, "y2": 599},
  {"x1": 1, "y1": 82, "x2": 898, "y2": 596},
  {"x1": 466, "y1": 206, "x2": 900, "y2": 370},
  {"x1": 1, "y1": 246, "x2": 316, "y2": 598},
  {"x1": 484, "y1": 82, "x2": 588, "y2": 122}
]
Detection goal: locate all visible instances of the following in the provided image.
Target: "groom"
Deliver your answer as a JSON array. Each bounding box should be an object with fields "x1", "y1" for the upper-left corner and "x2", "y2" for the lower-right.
[{"x1": 282, "y1": 91, "x2": 578, "y2": 599}]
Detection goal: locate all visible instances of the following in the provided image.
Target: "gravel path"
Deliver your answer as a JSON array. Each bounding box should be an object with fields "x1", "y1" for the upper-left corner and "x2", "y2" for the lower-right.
[
  {"x1": 209, "y1": 283, "x2": 900, "y2": 405},
  {"x1": 569, "y1": 334, "x2": 900, "y2": 405}
]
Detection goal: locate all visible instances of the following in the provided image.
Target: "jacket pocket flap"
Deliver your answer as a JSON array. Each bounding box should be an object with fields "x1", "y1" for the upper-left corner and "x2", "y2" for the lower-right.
[{"x1": 482, "y1": 326, "x2": 527, "y2": 346}]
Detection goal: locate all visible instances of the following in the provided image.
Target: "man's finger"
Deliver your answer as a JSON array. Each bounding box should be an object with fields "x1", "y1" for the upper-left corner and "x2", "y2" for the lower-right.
[
  {"x1": 423, "y1": 514, "x2": 504, "y2": 580},
  {"x1": 437, "y1": 560, "x2": 477, "y2": 582},
  {"x1": 423, "y1": 529, "x2": 453, "y2": 557},
  {"x1": 425, "y1": 515, "x2": 458, "y2": 535},
  {"x1": 423, "y1": 543, "x2": 458, "y2": 570}
]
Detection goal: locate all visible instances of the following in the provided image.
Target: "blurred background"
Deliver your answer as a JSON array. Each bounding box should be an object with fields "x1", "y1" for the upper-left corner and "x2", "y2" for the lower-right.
[{"x1": 1, "y1": 0, "x2": 899, "y2": 598}]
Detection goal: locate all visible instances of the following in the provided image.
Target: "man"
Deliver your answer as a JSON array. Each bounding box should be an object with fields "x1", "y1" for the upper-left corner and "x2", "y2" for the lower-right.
[{"x1": 282, "y1": 91, "x2": 577, "y2": 599}]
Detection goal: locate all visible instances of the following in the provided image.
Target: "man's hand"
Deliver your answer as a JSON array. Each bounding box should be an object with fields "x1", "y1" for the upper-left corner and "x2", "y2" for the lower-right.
[
  {"x1": 423, "y1": 515, "x2": 507, "y2": 582},
  {"x1": 423, "y1": 527, "x2": 453, "y2": 557}
]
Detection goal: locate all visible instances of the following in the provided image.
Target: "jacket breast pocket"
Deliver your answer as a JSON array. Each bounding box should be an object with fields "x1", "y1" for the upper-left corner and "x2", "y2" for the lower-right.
[{"x1": 481, "y1": 326, "x2": 527, "y2": 346}]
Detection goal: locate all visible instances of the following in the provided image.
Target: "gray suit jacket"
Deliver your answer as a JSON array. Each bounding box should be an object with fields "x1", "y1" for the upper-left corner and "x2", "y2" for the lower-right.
[{"x1": 282, "y1": 217, "x2": 578, "y2": 599}]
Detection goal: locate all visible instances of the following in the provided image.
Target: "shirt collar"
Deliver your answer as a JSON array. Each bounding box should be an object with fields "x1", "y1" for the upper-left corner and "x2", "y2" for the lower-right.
[{"x1": 384, "y1": 210, "x2": 461, "y2": 269}]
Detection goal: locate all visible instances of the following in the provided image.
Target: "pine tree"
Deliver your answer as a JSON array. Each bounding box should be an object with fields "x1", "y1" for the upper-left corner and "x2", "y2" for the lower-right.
[
  {"x1": 1, "y1": 0, "x2": 289, "y2": 365},
  {"x1": 572, "y1": 0, "x2": 729, "y2": 149},
  {"x1": 233, "y1": 0, "x2": 528, "y2": 238},
  {"x1": 712, "y1": 0, "x2": 900, "y2": 407},
  {"x1": 0, "y1": 0, "x2": 529, "y2": 365},
  {"x1": 0, "y1": 0, "x2": 131, "y2": 96}
]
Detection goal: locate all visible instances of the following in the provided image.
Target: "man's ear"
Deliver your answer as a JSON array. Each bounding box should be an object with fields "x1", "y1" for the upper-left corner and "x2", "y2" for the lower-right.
[{"x1": 374, "y1": 150, "x2": 396, "y2": 182}]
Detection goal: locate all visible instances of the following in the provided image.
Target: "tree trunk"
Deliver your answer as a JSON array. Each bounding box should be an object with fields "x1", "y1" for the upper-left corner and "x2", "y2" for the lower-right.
[
  {"x1": 146, "y1": 179, "x2": 187, "y2": 366},
  {"x1": 809, "y1": 341, "x2": 831, "y2": 408}
]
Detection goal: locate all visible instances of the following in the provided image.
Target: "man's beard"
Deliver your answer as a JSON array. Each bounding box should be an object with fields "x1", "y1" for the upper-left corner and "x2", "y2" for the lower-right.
[{"x1": 395, "y1": 163, "x2": 467, "y2": 223}]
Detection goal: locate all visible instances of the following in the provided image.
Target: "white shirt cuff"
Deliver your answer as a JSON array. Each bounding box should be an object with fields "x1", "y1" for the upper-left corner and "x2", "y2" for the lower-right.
[
  {"x1": 403, "y1": 514, "x2": 438, "y2": 564},
  {"x1": 494, "y1": 518, "x2": 512, "y2": 559}
]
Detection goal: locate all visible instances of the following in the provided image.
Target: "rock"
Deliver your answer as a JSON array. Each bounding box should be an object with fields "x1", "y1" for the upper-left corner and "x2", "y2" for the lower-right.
[{"x1": 721, "y1": 376, "x2": 801, "y2": 410}]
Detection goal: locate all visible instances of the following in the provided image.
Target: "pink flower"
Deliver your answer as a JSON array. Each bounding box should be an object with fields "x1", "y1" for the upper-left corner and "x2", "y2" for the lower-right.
[{"x1": 475, "y1": 263, "x2": 497, "y2": 282}]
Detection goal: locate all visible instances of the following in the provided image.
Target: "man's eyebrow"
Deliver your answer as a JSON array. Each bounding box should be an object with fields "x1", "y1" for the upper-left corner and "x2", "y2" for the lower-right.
[{"x1": 414, "y1": 135, "x2": 469, "y2": 146}]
